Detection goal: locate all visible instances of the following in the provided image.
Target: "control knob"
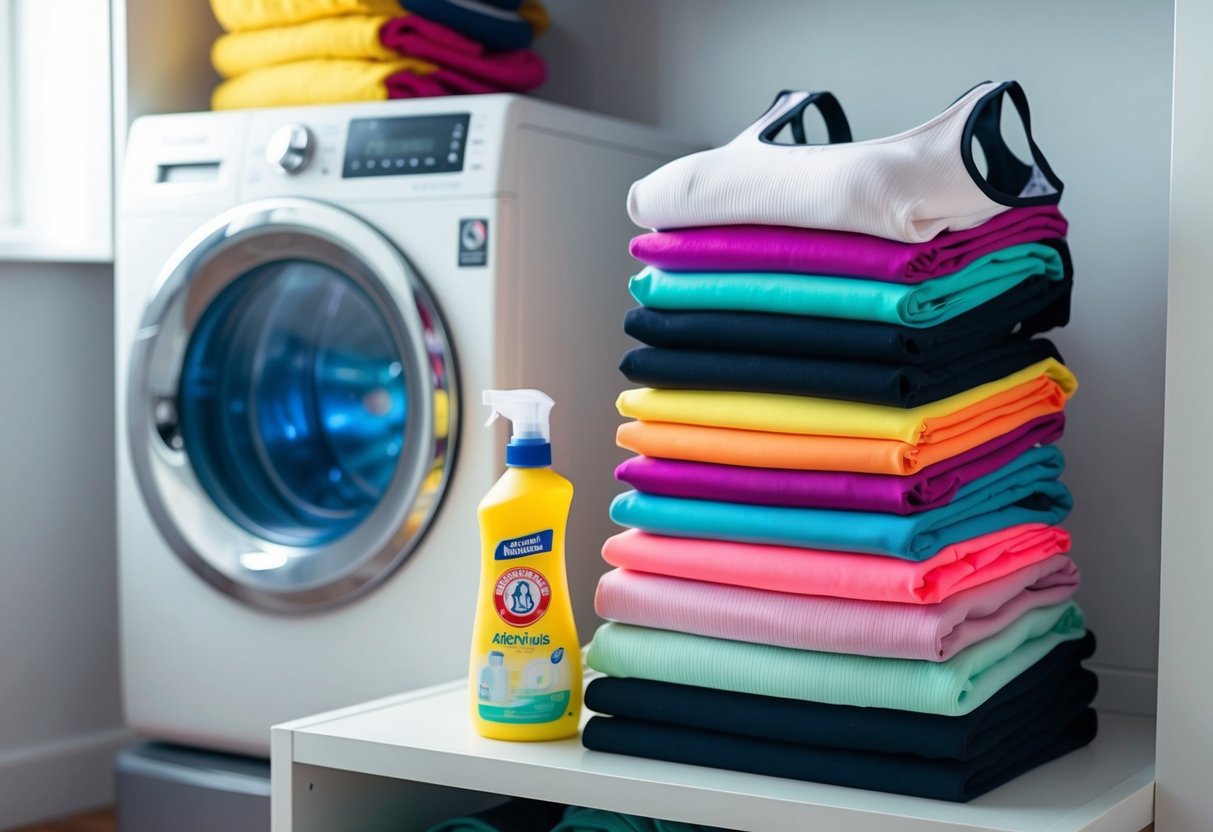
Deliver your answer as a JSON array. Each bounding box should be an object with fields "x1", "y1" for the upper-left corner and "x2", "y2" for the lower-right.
[{"x1": 265, "y1": 124, "x2": 314, "y2": 174}]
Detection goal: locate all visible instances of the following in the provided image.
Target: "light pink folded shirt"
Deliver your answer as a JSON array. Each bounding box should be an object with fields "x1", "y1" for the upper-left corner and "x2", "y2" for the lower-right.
[
  {"x1": 601, "y1": 524, "x2": 1072, "y2": 605},
  {"x1": 595, "y1": 558, "x2": 1080, "y2": 661}
]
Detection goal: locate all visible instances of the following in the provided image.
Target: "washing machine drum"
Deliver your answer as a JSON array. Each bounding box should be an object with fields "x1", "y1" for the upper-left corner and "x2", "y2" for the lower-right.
[{"x1": 128, "y1": 199, "x2": 458, "y2": 612}]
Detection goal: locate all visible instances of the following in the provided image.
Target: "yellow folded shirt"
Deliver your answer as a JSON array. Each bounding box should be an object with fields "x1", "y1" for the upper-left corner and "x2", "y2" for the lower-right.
[
  {"x1": 211, "y1": 0, "x2": 401, "y2": 32},
  {"x1": 211, "y1": 57, "x2": 437, "y2": 110},
  {"x1": 615, "y1": 359, "x2": 1077, "y2": 445},
  {"x1": 212, "y1": 15, "x2": 397, "y2": 78}
]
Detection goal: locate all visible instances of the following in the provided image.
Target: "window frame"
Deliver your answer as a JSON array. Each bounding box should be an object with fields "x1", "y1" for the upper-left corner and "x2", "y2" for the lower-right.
[{"x1": 0, "y1": 1, "x2": 15, "y2": 226}]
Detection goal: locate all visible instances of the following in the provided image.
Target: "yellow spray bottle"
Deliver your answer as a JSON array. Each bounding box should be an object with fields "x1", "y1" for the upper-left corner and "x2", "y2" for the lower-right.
[{"x1": 470, "y1": 389, "x2": 581, "y2": 740}]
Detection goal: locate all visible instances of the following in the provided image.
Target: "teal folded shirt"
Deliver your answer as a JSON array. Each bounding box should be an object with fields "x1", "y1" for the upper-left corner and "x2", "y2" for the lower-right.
[
  {"x1": 610, "y1": 445, "x2": 1071, "y2": 560},
  {"x1": 629, "y1": 243, "x2": 1065, "y2": 328},
  {"x1": 587, "y1": 602, "x2": 1086, "y2": 716}
]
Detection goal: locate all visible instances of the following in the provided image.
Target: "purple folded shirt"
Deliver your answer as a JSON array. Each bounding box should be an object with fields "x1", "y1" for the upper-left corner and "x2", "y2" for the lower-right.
[
  {"x1": 615, "y1": 412, "x2": 1065, "y2": 514},
  {"x1": 629, "y1": 206, "x2": 1068, "y2": 284}
]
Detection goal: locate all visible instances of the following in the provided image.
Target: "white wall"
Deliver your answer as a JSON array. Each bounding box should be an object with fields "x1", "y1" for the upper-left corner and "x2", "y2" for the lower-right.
[
  {"x1": 0, "y1": 263, "x2": 128, "y2": 829},
  {"x1": 1156, "y1": 0, "x2": 1213, "y2": 825},
  {"x1": 536, "y1": 0, "x2": 1174, "y2": 716}
]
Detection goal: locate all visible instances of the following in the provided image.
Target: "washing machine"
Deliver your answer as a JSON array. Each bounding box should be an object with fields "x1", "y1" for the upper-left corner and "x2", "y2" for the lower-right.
[{"x1": 116, "y1": 96, "x2": 689, "y2": 756}]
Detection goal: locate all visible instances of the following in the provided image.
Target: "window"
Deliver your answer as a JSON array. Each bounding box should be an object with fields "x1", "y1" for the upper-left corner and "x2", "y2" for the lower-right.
[
  {"x1": 0, "y1": 2, "x2": 14, "y2": 226},
  {"x1": 0, "y1": 0, "x2": 112, "y2": 261}
]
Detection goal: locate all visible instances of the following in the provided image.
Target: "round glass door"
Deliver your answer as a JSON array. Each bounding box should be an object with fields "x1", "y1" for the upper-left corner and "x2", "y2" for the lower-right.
[
  {"x1": 127, "y1": 199, "x2": 458, "y2": 612},
  {"x1": 180, "y1": 259, "x2": 407, "y2": 548}
]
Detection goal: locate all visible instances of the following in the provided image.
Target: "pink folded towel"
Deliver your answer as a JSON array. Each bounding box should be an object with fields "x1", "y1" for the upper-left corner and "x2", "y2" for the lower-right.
[
  {"x1": 381, "y1": 16, "x2": 547, "y2": 91},
  {"x1": 595, "y1": 558, "x2": 1079, "y2": 661},
  {"x1": 601, "y1": 524, "x2": 1071, "y2": 605}
]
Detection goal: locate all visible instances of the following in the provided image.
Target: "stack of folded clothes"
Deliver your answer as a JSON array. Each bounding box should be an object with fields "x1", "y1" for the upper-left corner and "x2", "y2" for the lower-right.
[
  {"x1": 583, "y1": 81, "x2": 1097, "y2": 803},
  {"x1": 208, "y1": 0, "x2": 549, "y2": 110}
]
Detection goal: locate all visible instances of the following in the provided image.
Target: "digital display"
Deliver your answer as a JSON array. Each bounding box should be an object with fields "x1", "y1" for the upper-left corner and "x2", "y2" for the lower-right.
[
  {"x1": 363, "y1": 137, "x2": 436, "y2": 157},
  {"x1": 344, "y1": 113, "x2": 470, "y2": 178}
]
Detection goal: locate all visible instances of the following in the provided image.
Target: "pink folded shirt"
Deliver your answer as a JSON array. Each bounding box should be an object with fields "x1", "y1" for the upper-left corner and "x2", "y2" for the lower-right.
[
  {"x1": 596, "y1": 559, "x2": 1079, "y2": 661},
  {"x1": 629, "y1": 206, "x2": 1068, "y2": 284},
  {"x1": 601, "y1": 525, "x2": 1072, "y2": 605}
]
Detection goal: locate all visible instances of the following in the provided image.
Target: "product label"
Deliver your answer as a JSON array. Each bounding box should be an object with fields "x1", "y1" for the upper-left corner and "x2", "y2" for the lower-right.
[
  {"x1": 494, "y1": 530, "x2": 554, "y2": 561},
  {"x1": 458, "y1": 218, "x2": 488, "y2": 267},
  {"x1": 493, "y1": 567, "x2": 551, "y2": 627},
  {"x1": 476, "y1": 644, "x2": 573, "y2": 724}
]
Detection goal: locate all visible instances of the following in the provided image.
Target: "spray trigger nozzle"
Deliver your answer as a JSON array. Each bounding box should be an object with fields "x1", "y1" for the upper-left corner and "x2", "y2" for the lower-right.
[{"x1": 483, "y1": 389, "x2": 556, "y2": 466}]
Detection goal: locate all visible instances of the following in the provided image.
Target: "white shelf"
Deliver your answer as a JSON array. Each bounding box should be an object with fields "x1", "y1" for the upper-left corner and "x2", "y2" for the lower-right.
[{"x1": 272, "y1": 677, "x2": 1155, "y2": 832}]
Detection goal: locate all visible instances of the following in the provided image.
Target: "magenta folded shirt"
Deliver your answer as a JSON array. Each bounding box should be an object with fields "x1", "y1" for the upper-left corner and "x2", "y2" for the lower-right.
[
  {"x1": 381, "y1": 17, "x2": 547, "y2": 92},
  {"x1": 629, "y1": 207, "x2": 1068, "y2": 284},
  {"x1": 615, "y1": 412, "x2": 1065, "y2": 515},
  {"x1": 595, "y1": 558, "x2": 1080, "y2": 661}
]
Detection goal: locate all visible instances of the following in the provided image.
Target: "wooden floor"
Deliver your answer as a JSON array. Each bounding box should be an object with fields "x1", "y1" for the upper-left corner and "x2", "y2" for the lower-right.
[{"x1": 9, "y1": 809, "x2": 115, "y2": 832}]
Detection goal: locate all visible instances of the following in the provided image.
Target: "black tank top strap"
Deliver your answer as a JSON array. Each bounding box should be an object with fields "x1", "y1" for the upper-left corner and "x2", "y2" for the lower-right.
[
  {"x1": 736, "y1": 90, "x2": 852, "y2": 146},
  {"x1": 961, "y1": 81, "x2": 1064, "y2": 207}
]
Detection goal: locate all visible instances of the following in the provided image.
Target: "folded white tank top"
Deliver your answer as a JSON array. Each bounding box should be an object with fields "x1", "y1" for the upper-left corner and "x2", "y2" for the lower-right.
[{"x1": 627, "y1": 81, "x2": 1063, "y2": 243}]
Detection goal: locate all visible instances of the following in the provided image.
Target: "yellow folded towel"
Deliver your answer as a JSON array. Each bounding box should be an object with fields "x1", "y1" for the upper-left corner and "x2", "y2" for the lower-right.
[
  {"x1": 211, "y1": 0, "x2": 549, "y2": 36},
  {"x1": 211, "y1": 57, "x2": 437, "y2": 109},
  {"x1": 212, "y1": 15, "x2": 397, "y2": 78},
  {"x1": 210, "y1": 0, "x2": 402, "y2": 32}
]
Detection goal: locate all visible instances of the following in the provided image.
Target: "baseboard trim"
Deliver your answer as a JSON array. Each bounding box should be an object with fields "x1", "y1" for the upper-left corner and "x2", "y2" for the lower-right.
[
  {"x1": 1091, "y1": 664, "x2": 1159, "y2": 717},
  {"x1": 0, "y1": 727, "x2": 135, "y2": 829}
]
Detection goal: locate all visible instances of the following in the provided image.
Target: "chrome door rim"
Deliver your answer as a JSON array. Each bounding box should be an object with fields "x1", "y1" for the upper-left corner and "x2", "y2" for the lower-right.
[{"x1": 127, "y1": 197, "x2": 458, "y2": 613}]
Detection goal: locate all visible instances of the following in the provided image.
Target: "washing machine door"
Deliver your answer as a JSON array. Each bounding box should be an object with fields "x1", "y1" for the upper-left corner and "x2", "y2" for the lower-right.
[{"x1": 127, "y1": 198, "x2": 458, "y2": 613}]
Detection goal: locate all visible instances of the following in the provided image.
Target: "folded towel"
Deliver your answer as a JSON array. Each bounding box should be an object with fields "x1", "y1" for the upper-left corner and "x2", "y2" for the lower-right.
[
  {"x1": 623, "y1": 268, "x2": 1072, "y2": 365},
  {"x1": 629, "y1": 207, "x2": 1068, "y2": 283},
  {"x1": 403, "y1": 0, "x2": 549, "y2": 50},
  {"x1": 630, "y1": 243, "x2": 1065, "y2": 328},
  {"x1": 425, "y1": 798, "x2": 567, "y2": 832},
  {"x1": 212, "y1": 14, "x2": 546, "y2": 91},
  {"x1": 210, "y1": 0, "x2": 547, "y2": 38},
  {"x1": 210, "y1": 0, "x2": 401, "y2": 32},
  {"x1": 595, "y1": 557, "x2": 1079, "y2": 660},
  {"x1": 582, "y1": 710, "x2": 1097, "y2": 802},
  {"x1": 614, "y1": 413, "x2": 1064, "y2": 513},
  {"x1": 601, "y1": 526, "x2": 1072, "y2": 604},
  {"x1": 586, "y1": 602, "x2": 1086, "y2": 715},
  {"x1": 380, "y1": 16, "x2": 545, "y2": 88},
  {"x1": 212, "y1": 58, "x2": 436, "y2": 109},
  {"x1": 211, "y1": 57, "x2": 503, "y2": 109},
  {"x1": 609, "y1": 446, "x2": 1071, "y2": 559},
  {"x1": 585, "y1": 631, "x2": 1098, "y2": 759},
  {"x1": 620, "y1": 338, "x2": 1062, "y2": 407}
]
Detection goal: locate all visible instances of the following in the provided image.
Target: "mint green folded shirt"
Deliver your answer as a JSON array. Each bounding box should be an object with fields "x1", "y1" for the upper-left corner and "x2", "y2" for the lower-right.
[
  {"x1": 610, "y1": 445, "x2": 1071, "y2": 560},
  {"x1": 628, "y1": 243, "x2": 1065, "y2": 328},
  {"x1": 587, "y1": 602, "x2": 1085, "y2": 716}
]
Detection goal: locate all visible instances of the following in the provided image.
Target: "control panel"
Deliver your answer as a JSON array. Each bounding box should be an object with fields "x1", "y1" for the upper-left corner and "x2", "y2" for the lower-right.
[{"x1": 342, "y1": 113, "x2": 471, "y2": 178}]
